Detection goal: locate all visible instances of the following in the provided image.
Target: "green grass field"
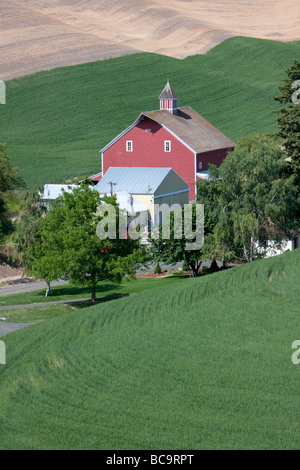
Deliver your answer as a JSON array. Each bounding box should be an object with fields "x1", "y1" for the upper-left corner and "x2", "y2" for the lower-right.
[
  {"x1": 0, "y1": 249, "x2": 299, "y2": 450},
  {"x1": 1, "y1": 37, "x2": 300, "y2": 188}
]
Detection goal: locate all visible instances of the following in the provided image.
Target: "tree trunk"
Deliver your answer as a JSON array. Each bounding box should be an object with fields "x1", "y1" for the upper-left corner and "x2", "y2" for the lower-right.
[
  {"x1": 250, "y1": 236, "x2": 254, "y2": 262},
  {"x1": 196, "y1": 260, "x2": 202, "y2": 274},
  {"x1": 91, "y1": 284, "x2": 96, "y2": 303},
  {"x1": 45, "y1": 281, "x2": 51, "y2": 297},
  {"x1": 244, "y1": 245, "x2": 250, "y2": 263},
  {"x1": 189, "y1": 261, "x2": 198, "y2": 277}
]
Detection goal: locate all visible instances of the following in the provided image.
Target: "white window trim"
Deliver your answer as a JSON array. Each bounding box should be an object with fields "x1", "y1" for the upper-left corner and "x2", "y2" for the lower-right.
[
  {"x1": 126, "y1": 140, "x2": 133, "y2": 152},
  {"x1": 164, "y1": 140, "x2": 171, "y2": 152}
]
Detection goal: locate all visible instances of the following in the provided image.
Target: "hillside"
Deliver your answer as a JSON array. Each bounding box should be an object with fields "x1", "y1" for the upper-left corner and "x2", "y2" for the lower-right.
[
  {"x1": 1, "y1": 37, "x2": 300, "y2": 188},
  {"x1": 0, "y1": 249, "x2": 300, "y2": 449},
  {"x1": 1, "y1": 1, "x2": 300, "y2": 80}
]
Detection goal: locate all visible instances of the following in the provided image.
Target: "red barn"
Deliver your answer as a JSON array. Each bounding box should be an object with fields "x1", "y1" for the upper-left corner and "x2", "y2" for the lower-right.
[{"x1": 100, "y1": 82, "x2": 236, "y2": 200}]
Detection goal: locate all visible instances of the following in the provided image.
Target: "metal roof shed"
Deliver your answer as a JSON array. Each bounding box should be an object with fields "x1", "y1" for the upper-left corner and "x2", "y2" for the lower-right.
[
  {"x1": 94, "y1": 167, "x2": 188, "y2": 197},
  {"x1": 94, "y1": 167, "x2": 189, "y2": 226}
]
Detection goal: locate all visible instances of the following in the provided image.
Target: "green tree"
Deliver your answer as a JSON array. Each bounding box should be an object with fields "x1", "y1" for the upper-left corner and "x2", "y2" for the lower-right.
[
  {"x1": 0, "y1": 143, "x2": 20, "y2": 241},
  {"x1": 12, "y1": 189, "x2": 46, "y2": 266},
  {"x1": 197, "y1": 136, "x2": 299, "y2": 263},
  {"x1": 154, "y1": 262, "x2": 161, "y2": 274},
  {"x1": 25, "y1": 184, "x2": 146, "y2": 301},
  {"x1": 149, "y1": 204, "x2": 207, "y2": 277},
  {"x1": 274, "y1": 59, "x2": 300, "y2": 186}
]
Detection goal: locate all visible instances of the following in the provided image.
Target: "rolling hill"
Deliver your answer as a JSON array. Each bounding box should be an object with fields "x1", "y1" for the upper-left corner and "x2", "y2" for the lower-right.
[
  {"x1": 1, "y1": 1, "x2": 300, "y2": 81},
  {"x1": 1, "y1": 37, "x2": 300, "y2": 188},
  {"x1": 0, "y1": 248, "x2": 299, "y2": 449}
]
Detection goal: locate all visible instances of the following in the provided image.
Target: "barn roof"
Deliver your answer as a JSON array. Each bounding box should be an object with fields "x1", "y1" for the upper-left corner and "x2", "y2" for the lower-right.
[
  {"x1": 94, "y1": 167, "x2": 188, "y2": 195},
  {"x1": 100, "y1": 106, "x2": 236, "y2": 155},
  {"x1": 139, "y1": 107, "x2": 235, "y2": 154},
  {"x1": 158, "y1": 81, "x2": 177, "y2": 100}
]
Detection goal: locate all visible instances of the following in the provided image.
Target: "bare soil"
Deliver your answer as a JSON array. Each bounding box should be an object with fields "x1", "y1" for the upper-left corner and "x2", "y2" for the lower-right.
[
  {"x1": 1, "y1": 1, "x2": 299, "y2": 81},
  {"x1": 136, "y1": 270, "x2": 189, "y2": 278},
  {"x1": 0, "y1": 261, "x2": 24, "y2": 284},
  {"x1": 136, "y1": 271, "x2": 171, "y2": 278},
  {"x1": 0, "y1": 252, "x2": 28, "y2": 285}
]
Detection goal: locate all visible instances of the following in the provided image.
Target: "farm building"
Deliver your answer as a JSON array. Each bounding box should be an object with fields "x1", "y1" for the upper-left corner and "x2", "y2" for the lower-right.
[
  {"x1": 39, "y1": 184, "x2": 76, "y2": 209},
  {"x1": 40, "y1": 183, "x2": 148, "y2": 220},
  {"x1": 94, "y1": 166, "x2": 189, "y2": 228},
  {"x1": 99, "y1": 82, "x2": 236, "y2": 200}
]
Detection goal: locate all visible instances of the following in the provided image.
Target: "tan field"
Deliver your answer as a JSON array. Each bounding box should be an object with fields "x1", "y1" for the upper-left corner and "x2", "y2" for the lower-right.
[{"x1": 1, "y1": 0, "x2": 300, "y2": 80}]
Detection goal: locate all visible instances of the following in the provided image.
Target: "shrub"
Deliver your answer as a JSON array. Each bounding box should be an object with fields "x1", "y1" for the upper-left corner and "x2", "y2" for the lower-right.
[{"x1": 154, "y1": 262, "x2": 161, "y2": 275}]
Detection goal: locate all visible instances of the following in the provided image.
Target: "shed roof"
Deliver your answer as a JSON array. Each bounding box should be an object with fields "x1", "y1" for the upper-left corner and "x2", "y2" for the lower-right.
[
  {"x1": 89, "y1": 171, "x2": 103, "y2": 182},
  {"x1": 40, "y1": 184, "x2": 76, "y2": 200},
  {"x1": 94, "y1": 167, "x2": 186, "y2": 195},
  {"x1": 196, "y1": 170, "x2": 210, "y2": 180},
  {"x1": 139, "y1": 107, "x2": 235, "y2": 154}
]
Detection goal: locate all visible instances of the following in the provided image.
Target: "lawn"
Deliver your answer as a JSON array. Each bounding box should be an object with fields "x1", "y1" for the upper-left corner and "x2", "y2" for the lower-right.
[
  {"x1": 0, "y1": 303, "x2": 88, "y2": 324},
  {"x1": 0, "y1": 274, "x2": 189, "y2": 310},
  {"x1": 0, "y1": 249, "x2": 299, "y2": 449},
  {"x1": 1, "y1": 37, "x2": 300, "y2": 188}
]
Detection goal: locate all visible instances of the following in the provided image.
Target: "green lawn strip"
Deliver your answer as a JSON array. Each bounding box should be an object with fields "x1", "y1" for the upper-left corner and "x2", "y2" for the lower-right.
[
  {"x1": 0, "y1": 275, "x2": 189, "y2": 309},
  {"x1": 0, "y1": 301, "x2": 95, "y2": 324}
]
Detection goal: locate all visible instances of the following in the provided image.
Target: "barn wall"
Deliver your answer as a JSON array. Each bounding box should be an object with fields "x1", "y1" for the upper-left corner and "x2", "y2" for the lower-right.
[
  {"x1": 196, "y1": 147, "x2": 234, "y2": 172},
  {"x1": 103, "y1": 117, "x2": 196, "y2": 200}
]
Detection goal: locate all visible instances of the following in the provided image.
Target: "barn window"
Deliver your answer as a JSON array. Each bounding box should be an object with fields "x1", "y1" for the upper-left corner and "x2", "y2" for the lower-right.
[
  {"x1": 126, "y1": 140, "x2": 133, "y2": 152},
  {"x1": 164, "y1": 140, "x2": 171, "y2": 152},
  {"x1": 199, "y1": 161, "x2": 202, "y2": 170}
]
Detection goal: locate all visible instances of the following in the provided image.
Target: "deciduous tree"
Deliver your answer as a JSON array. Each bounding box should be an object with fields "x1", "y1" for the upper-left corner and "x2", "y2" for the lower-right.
[
  {"x1": 25, "y1": 184, "x2": 146, "y2": 301},
  {"x1": 0, "y1": 143, "x2": 20, "y2": 241},
  {"x1": 12, "y1": 189, "x2": 46, "y2": 266},
  {"x1": 197, "y1": 136, "x2": 299, "y2": 263},
  {"x1": 149, "y1": 204, "x2": 208, "y2": 277},
  {"x1": 274, "y1": 59, "x2": 300, "y2": 187}
]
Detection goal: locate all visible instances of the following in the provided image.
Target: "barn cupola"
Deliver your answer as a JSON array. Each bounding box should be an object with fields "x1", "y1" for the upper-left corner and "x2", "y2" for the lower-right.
[{"x1": 159, "y1": 81, "x2": 177, "y2": 114}]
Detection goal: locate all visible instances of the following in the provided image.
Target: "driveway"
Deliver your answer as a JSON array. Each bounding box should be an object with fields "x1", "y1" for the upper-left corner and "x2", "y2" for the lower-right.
[
  {"x1": 0, "y1": 260, "x2": 223, "y2": 297},
  {"x1": 0, "y1": 321, "x2": 30, "y2": 337},
  {"x1": 0, "y1": 263, "x2": 184, "y2": 296},
  {"x1": 0, "y1": 279, "x2": 68, "y2": 296}
]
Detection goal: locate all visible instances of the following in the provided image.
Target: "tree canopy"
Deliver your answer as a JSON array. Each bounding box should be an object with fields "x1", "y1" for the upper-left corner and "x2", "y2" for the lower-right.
[
  {"x1": 274, "y1": 59, "x2": 300, "y2": 187},
  {"x1": 25, "y1": 184, "x2": 146, "y2": 301},
  {"x1": 197, "y1": 135, "x2": 299, "y2": 263},
  {"x1": 149, "y1": 204, "x2": 207, "y2": 277},
  {"x1": 0, "y1": 143, "x2": 20, "y2": 241},
  {"x1": 12, "y1": 189, "x2": 46, "y2": 266}
]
